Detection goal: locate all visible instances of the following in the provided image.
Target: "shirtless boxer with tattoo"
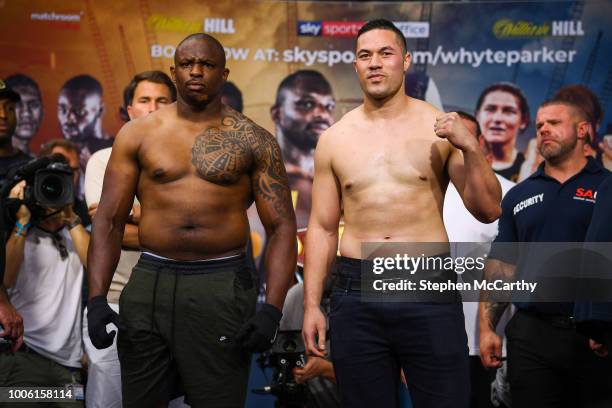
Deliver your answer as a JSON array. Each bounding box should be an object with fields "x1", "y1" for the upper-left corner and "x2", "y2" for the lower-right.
[
  {"x1": 87, "y1": 33, "x2": 296, "y2": 407},
  {"x1": 302, "y1": 19, "x2": 501, "y2": 408}
]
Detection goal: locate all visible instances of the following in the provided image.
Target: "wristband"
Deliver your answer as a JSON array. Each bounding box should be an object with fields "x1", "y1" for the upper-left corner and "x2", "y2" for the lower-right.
[
  {"x1": 15, "y1": 221, "x2": 31, "y2": 237},
  {"x1": 65, "y1": 215, "x2": 82, "y2": 230}
]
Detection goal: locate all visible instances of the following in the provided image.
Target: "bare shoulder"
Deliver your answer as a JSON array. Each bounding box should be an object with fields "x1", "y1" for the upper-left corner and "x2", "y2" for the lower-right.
[
  {"x1": 316, "y1": 105, "x2": 362, "y2": 151},
  {"x1": 219, "y1": 106, "x2": 281, "y2": 163},
  {"x1": 408, "y1": 97, "x2": 444, "y2": 121}
]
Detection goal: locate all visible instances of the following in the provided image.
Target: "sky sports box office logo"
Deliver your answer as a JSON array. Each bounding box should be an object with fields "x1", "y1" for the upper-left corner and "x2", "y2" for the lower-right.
[{"x1": 298, "y1": 21, "x2": 429, "y2": 38}]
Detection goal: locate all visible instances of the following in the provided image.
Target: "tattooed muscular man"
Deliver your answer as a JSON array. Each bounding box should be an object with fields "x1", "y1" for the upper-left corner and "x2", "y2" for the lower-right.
[{"x1": 86, "y1": 34, "x2": 297, "y2": 407}]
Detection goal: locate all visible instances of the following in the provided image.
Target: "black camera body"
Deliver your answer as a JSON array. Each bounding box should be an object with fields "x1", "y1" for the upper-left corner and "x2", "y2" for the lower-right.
[
  {"x1": 2, "y1": 158, "x2": 74, "y2": 225},
  {"x1": 23, "y1": 162, "x2": 74, "y2": 209},
  {"x1": 253, "y1": 330, "x2": 308, "y2": 407}
]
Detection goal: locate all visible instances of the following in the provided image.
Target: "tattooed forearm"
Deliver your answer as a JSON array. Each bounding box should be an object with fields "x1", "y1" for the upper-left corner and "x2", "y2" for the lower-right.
[
  {"x1": 484, "y1": 301, "x2": 509, "y2": 331},
  {"x1": 480, "y1": 258, "x2": 515, "y2": 330}
]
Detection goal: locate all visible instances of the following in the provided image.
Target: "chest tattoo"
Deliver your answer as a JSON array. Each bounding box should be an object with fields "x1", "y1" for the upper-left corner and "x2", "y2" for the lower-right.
[{"x1": 191, "y1": 127, "x2": 252, "y2": 184}]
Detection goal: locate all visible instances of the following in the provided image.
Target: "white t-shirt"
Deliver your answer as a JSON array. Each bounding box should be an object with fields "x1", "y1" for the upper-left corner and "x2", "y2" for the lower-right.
[
  {"x1": 85, "y1": 147, "x2": 141, "y2": 305},
  {"x1": 8, "y1": 227, "x2": 84, "y2": 367},
  {"x1": 443, "y1": 174, "x2": 515, "y2": 356}
]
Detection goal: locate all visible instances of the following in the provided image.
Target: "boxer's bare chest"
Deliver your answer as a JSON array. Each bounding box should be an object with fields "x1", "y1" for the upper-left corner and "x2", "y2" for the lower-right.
[
  {"x1": 140, "y1": 113, "x2": 257, "y2": 186},
  {"x1": 333, "y1": 128, "x2": 449, "y2": 194}
]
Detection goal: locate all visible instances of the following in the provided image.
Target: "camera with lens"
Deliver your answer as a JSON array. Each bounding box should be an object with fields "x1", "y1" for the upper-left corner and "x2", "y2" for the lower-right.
[
  {"x1": 3, "y1": 156, "x2": 74, "y2": 223},
  {"x1": 253, "y1": 330, "x2": 308, "y2": 408}
]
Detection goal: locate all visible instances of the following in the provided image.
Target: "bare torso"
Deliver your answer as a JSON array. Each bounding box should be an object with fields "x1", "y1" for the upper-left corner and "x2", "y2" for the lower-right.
[
  {"x1": 132, "y1": 105, "x2": 262, "y2": 259},
  {"x1": 328, "y1": 99, "x2": 453, "y2": 258}
]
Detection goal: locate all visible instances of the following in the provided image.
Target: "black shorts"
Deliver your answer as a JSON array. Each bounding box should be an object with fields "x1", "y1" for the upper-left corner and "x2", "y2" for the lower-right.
[{"x1": 117, "y1": 253, "x2": 257, "y2": 407}]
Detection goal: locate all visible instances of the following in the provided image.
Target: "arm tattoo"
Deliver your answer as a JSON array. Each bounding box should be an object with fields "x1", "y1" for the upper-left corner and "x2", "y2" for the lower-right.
[
  {"x1": 191, "y1": 108, "x2": 292, "y2": 219},
  {"x1": 482, "y1": 260, "x2": 515, "y2": 330}
]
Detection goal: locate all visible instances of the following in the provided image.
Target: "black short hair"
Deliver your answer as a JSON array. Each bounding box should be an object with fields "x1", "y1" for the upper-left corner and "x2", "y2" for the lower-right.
[
  {"x1": 356, "y1": 19, "x2": 407, "y2": 54},
  {"x1": 123, "y1": 70, "x2": 177, "y2": 109},
  {"x1": 175, "y1": 33, "x2": 226, "y2": 67},
  {"x1": 475, "y1": 82, "x2": 530, "y2": 128},
  {"x1": 554, "y1": 85, "x2": 602, "y2": 146},
  {"x1": 539, "y1": 98, "x2": 589, "y2": 123},
  {"x1": 60, "y1": 74, "x2": 103, "y2": 96},
  {"x1": 456, "y1": 111, "x2": 482, "y2": 137},
  {"x1": 4, "y1": 74, "x2": 41, "y2": 97},
  {"x1": 221, "y1": 81, "x2": 243, "y2": 112},
  {"x1": 274, "y1": 70, "x2": 332, "y2": 107}
]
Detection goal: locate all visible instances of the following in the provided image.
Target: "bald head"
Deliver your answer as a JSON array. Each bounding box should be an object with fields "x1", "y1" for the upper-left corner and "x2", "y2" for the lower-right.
[{"x1": 175, "y1": 33, "x2": 226, "y2": 68}]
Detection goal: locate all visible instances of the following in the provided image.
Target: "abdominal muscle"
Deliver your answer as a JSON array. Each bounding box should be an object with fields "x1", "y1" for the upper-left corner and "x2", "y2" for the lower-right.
[
  {"x1": 136, "y1": 179, "x2": 252, "y2": 260},
  {"x1": 338, "y1": 184, "x2": 450, "y2": 259}
]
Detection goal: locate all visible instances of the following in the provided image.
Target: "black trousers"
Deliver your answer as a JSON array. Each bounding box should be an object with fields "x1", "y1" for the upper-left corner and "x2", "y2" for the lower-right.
[
  {"x1": 506, "y1": 309, "x2": 612, "y2": 408},
  {"x1": 117, "y1": 253, "x2": 257, "y2": 408},
  {"x1": 329, "y1": 256, "x2": 470, "y2": 408}
]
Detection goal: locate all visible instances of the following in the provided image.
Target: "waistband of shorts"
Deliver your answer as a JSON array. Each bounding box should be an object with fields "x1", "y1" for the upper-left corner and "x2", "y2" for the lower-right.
[
  {"x1": 336, "y1": 253, "x2": 452, "y2": 278},
  {"x1": 138, "y1": 252, "x2": 247, "y2": 272},
  {"x1": 335, "y1": 256, "x2": 370, "y2": 279}
]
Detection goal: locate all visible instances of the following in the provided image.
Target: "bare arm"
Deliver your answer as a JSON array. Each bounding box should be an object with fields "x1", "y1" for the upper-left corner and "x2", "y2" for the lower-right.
[
  {"x1": 438, "y1": 112, "x2": 501, "y2": 223},
  {"x1": 303, "y1": 132, "x2": 341, "y2": 310},
  {"x1": 4, "y1": 232, "x2": 26, "y2": 288},
  {"x1": 303, "y1": 131, "x2": 342, "y2": 357},
  {"x1": 87, "y1": 124, "x2": 141, "y2": 299},
  {"x1": 479, "y1": 258, "x2": 515, "y2": 368},
  {"x1": 88, "y1": 203, "x2": 140, "y2": 250},
  {"x1": 4, "y1": 182, "x2": 30, "y2": 288},
  {"x1": 250, "y1": 123, "x2": 297, "y2": 310}
]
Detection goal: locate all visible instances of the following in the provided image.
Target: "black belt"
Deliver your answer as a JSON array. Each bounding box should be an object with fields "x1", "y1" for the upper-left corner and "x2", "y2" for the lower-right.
[
  {"x1": 525, "y1": 310, "x2": 576, "y2": 329},
  {"x1": 333, "y1": 275, "x2": 362, "y2": 292}
]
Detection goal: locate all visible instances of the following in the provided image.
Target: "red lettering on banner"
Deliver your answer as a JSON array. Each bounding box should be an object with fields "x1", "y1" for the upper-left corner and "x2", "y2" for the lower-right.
[{"x1": 322, "y1": 21, "x2": 365, "y2": 37}]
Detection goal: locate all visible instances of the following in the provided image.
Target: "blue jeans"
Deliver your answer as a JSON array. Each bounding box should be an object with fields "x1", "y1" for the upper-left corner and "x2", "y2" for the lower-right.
[{"x1": 329, "y1": 256, "x2": 470, "y2": 408}]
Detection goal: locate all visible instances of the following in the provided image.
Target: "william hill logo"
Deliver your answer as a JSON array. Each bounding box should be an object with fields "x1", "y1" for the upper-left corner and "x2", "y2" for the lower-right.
[{"x1": 493, "y1": 19, "x2": 584, "y2": 38}]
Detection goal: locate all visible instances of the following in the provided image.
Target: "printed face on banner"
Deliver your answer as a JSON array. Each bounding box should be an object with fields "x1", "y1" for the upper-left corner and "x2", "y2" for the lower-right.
[
  {"x1": 536, "y1": 104, "x2": 584, "y2": 162},
  {"x1": 127, "y1": 80, "x2": 173, "y2": 120},
  {"x1": 171, "y1": 37, "x2": 228, "y2": 107},
  {"x1": 354, "y1": 29, "x2": 409, "y2": 101},
  {"x1": 277, "y1": 87, "x2": 335, "y2": 151},
  {"x1": 57, "y1": 91, "x2": 103, "y2": 142},
  {"x1": 477, "y1": 91, "x2": 524, "y2": 146},
  {"x1": 13, "y1": 85, "x2": 43, "y2": 142}
]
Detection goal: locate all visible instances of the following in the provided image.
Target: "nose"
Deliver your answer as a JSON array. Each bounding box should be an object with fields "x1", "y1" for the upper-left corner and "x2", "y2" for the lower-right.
[
  {"x1": 21, "y1": 102, "x2": 32, "y2": 118},
  {"x1": 369, "y1": 53, "x2": 382, "y2": 69},
  {"x1": 312, "y1": 104, "x2": 331, "y2": 121},
  {"x1": 149, "y1": 100, "x2": 158, "y2": 113},
  {"x1": 491, "y1": 108, "x2": 504, "y2": 123},
  {"x1": 190, "y1": 63, "x2": 204, "y2": 77},
  {"x1": 66, "y1": 110, "x2": 78, "y2": 124}
]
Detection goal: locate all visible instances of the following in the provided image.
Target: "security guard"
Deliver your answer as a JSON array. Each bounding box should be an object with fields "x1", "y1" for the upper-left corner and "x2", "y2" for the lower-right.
[
  {"x1": 479, "y1": 98, "x2": 612, "y2": 407},
  {"x1": 575, "y1": 173, "x2": 612, "y2": 360}
]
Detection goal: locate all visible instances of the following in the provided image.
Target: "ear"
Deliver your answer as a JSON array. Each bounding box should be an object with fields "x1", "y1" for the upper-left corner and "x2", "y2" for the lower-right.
[
  {"x1": 126, "y1": 105, "x2": 134, "y2": 121},
  {"x1": 576, "y1": 121, "x2": 589, "y2": 141},
  {"x1": 223, "y1": 68, "x2": 229, "y2": 81},
  {"x1": 270, "y1": 103, "x2": 280, "y2": 123},
  {"x1": 403, "y1": 51, "x2": 412, "y2": 73},
  {"x1": 170, "y1": 66, "x2": 176, "y2": 83}
]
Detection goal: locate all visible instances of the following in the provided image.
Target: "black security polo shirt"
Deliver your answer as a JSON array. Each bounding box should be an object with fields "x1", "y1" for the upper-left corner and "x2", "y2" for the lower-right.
[
  {"x1": 490, "y1": 157, "x2": 610, "y2": 315},
  {"x1": 574, "y1": 173, "x2": 612, "y2": 325}
]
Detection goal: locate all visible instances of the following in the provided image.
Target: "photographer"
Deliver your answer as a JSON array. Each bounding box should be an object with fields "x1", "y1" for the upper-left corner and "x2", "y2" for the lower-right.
[
  {"x1": 0, "y1": 154, "x2": 88, "y2": 402},
  {"x1": 280, "y1": 282, "x2": 340, "y2": 408}
]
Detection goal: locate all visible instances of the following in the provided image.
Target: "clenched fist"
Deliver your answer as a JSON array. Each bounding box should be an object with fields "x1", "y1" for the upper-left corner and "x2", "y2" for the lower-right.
[{"x1": 434, "y1": 112, "x2": 479, "y2": 152}]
